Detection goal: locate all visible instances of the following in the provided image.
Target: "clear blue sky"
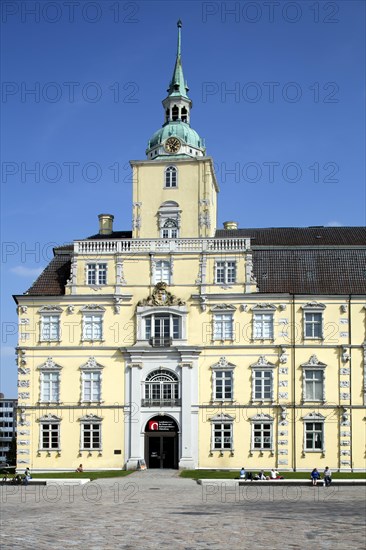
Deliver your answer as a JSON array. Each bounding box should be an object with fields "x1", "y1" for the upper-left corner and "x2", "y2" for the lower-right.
[{"x1": 1, "y1": 0, "x2": 365, "y2": 395}]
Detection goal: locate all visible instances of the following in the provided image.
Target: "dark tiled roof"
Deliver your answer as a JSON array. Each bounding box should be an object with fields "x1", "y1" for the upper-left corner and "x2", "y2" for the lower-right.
[
  {"x1": 253, "y1": 249, "x2": 366, "y2": 294},
  {"x1": 25, "y1": 246, "x2": 72, "y2": 296},
  {"x1": 215, "y1": 227, "x2": 366, "y2": 246},
  {"x1": 86, "y1": 231, "x2": 132, "y2": 240}
]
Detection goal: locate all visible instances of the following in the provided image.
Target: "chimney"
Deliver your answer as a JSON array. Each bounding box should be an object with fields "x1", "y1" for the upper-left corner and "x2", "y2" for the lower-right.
[
  {"x1": 98, "y1": 214, "x2": 114, "y2": 235},
  {"x1": 223, "y1": 221, "x2": 238, "y2": 230}
]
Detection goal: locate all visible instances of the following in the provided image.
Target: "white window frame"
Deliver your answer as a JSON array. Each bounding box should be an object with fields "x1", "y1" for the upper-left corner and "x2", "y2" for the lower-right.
[
  {"x1": 215, "y1": 260, "x2": 237, "y2": 285},
  {"x1": 38, "y1": 358, "x2": 62, "y2": 404},
  {"x1": 40, "y1": 371, "x2": 60, "y2": 403},
  {"x1": 164, "y1": 166, "x2": 178, "y2": 188},
  {"x1": 250, "y1": 414, "x2": 274, "y2": 451},
  {"x1": 38, "y1": 415, "x2": 61, "y2": 451},
  {"x1": 213, "y1": 313, "x2": 234, "y2": 341},
  {"x1": 82, "y1": 314, "x2": 104, "y2": 341},
  {"x1": 253, "y1": 313, "x2": 274, "y2": 340},
  {"x1": 136, "y1": 305, "x2": 187, "y2": 344},
  {"x1": 143, "y1": 369, "x2": 180, "y2": 406},
  {"x1": 303, "y1": 413, "x2": 325, "y2": 452},
  {"x1": 252, "y1": 369, "x2": 273, "y2": 401},
  {"x1": 86, "y1": 263, "x2": 107, "y2": 286},
  {"x1": 82, "y1": 371, "x2": 102, "y2": 402},
  {"x1": 210, "y1": 414, "x2": 234, "y2": 451},
  {"x1": 80, "y1": 415, "x2": 102, "y2": 451},
  {"x1": 154, "y1": 260, "x2": 171, "y2": 284},
  {"x1": 301, "y1": 355, "x2": 326, "y2": 403},
  {"x1": 302, "y1": 303, "x2": 325, "y2": 340},
  {"x1": 211, "y1": 357, "x2": 236, "y2": 402},
  {"x1": 40, "y1": 314, "x2": 61, "y2": 342}
]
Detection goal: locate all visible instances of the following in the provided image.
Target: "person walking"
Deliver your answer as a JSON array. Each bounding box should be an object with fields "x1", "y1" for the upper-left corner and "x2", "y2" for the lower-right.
[
  {"x1": 310, "y1": 468, "x2": 320, "y2": 486},
  {"x1": 323, "y1": 467, "x2": 332, "y2": 486}
]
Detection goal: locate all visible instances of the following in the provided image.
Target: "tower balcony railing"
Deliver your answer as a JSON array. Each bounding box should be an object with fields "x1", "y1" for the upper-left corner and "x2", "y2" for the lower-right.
[{"x1": 74, "y1": 237, "x2": 250, "y2": 255}]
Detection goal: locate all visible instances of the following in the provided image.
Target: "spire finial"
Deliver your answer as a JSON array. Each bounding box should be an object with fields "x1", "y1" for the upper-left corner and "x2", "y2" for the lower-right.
[{"x1": 177, "y1": 20, "x2": 182, "y2": 57}]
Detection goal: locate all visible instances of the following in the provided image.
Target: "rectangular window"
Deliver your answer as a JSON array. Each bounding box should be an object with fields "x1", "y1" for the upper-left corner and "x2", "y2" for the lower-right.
[
  {"x1": 253, "y1": 370, "x2": 272, "y2": 400},
  {"x1": 215, "y1": 261, "x2": 236, "y2": 284},
  {"x1": 82, "y1": 371, "x2": 101, "y2": 401},
  {"x1": 41, "y1": 372, "x2": 60, "y2": 402},
  {"x1": 253, "y1": 313, "x2": 274, "y2": 339},
  {"x1": 41, "y1": 315, "x2": 60, "y2": 341},
  {"x1": 41, "y1": 423, "x2": 60, "y2": 449},
  {"x1": 155, "y1": 261, "x2": 171, "y2": 284},
  {"x1": 304, "y1": 312, "x2": 322, "y2": 338},
  {"x1": 305, "y1": 422, "x2": 323, "y2": 450},
  {"x1": 83, "y1": 314, "x2": 103, "y2": 340},
  {"x1": 213, "y1": 314, "x2": 234, "y2": 340},
  {"x1": 87, "y1": 263, "x2": 107, "y2": 285},
  {"x1": 82, "y1": 423, "x2": 101, "y2": 450},
  {"x1": 213, "y1": 422, "x2": 233, "y2": 450},
  {"x1": 304, "y1": 370, "x2": 323, "y2": 401},
  {"x1": 214, "y1": 371, "x2": 233, "y2": 400},
  {"x1": 253, "y1": 423, "x2": 272, "y2": 449}
]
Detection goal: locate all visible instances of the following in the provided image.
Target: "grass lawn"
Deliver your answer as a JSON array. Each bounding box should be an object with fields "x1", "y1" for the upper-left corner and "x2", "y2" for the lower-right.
[
  {"x1": 31, "y1": 470, "x2": 133, "y2": 481},
  {"x1": 180, "y1": 470, "x2": 366, "y2": 480}
]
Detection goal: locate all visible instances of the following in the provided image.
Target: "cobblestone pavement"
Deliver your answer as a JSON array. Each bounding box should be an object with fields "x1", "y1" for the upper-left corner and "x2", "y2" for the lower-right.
[{"x1": 1, "y1": 470, "x2": 365, "y2": 549}]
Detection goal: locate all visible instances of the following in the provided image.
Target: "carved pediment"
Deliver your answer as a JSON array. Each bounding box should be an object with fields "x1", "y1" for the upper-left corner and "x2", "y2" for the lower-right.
[
  {"x1": 250, "y1": 355, "x2": 276, "y2": 368},
  {"x1": 38, "y1": 357, "x2": 62, "y2": 370},
  {"x1": 301, "y1": 355, "x2": 327, "y2": 368},
  {"x1": 252, "y1": 303, "x2": 276, "y2": 311},
  {"x1": 38, "y1": 414, "x2": 61, "y2": 422},
  {"x1": 80, "y1": 357, "x2": 104, "y2": 370},
  {"x1": 38, "y1": 305, "x2": 63, "y2": 313},
  {"x1": 210, "y1": 413, "x2": 235, "y2": 422},
  {"x1": 211, "y1": 356, "x2": 236, "y2": 370},
  {"x1": 79, "y1": 414, "x2": 103, "y2": 422},
  {"x1": 81, "y1": 305, "x2": 106, "y2": 312},
  {"x1": 250, "y1": 413, "x2": 273, "y2": 422},
  {"x1": 211, "y1": 304, "x2": 236, "y2": 311},
  {"x1": 301, "y1": 301, "x2": 326, "y2": 310},
  {"x1": 137, "y1": 282, "x2": 185, "y2": 307},
  {"x1": 302, "y1": 411, "x2": 325, "y2": 421}
]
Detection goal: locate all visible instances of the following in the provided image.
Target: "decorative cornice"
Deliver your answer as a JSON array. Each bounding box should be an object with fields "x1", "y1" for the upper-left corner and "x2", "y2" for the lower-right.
[
  {"x1": 250, "y1": 413, "x2": 273, "y2": 422},
  {"x1": 79, "y1": 414, "x2": 103, "y2": 422},
  {"x1": 38, "y1": 306, "x2": 63, "y2": 313},
  {"x1": 211, "y1": 356, "x2": 236, "y2": 370},
  {"x1": 252, "y1": 303, "x2": 276, "y2": 311},
  {"x1": 80, "y1": 305, "x2": 106, "y2": 312},
  {"x1": 210, "y1": 413, "x2": 235, "y2": 422}
]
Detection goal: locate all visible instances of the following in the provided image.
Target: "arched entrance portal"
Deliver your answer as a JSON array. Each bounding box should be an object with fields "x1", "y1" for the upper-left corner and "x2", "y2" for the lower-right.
[{"x1": 145, "y1": 416, "x2": 178, "y2": 469}]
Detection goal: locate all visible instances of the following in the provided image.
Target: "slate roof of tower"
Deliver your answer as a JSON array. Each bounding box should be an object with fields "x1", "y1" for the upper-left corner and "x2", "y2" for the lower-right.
[{"x1": 17, "y1": 227, "x2": 366, "y2": 297}]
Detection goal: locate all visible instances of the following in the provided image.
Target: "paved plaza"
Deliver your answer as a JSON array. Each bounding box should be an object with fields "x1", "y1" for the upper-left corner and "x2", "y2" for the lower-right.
[{"x1": 1, "y1": 470, "x2": 365, "y2": 549}]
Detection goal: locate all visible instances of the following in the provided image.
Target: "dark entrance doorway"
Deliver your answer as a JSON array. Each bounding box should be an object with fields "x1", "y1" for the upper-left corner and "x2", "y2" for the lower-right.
[{"x1": 145, "y1": 416, "x2": 178, "y2": 469}]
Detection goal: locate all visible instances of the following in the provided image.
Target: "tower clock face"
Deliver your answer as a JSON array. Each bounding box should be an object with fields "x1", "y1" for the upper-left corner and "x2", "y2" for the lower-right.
[{"x1": 164, "y1": 137, "x2": 181, "y2": 153}]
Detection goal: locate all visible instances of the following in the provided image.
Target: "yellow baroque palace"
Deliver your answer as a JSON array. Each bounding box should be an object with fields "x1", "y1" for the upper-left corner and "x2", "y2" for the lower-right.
[{"x1": 14, "y1": 23, "x2": 366, "y2": 472}]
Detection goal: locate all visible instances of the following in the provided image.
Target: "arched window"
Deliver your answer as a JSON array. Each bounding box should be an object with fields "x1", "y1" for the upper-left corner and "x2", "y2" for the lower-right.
[
  {"x1": 162, "y1": 219, "x2": 178, "y2": 239},
  {"x1": 143, "y1": 369, "x2": 180, "y2": 406},
  {"x1": 172, "y1": 105, "x2": 179, "y2": 121},
  {"x1": 181, "y1": 106, "x2": 187, "y2": 122},
  {"x1": 165, "y1": 166, "x2": 177, "y2": 188}
]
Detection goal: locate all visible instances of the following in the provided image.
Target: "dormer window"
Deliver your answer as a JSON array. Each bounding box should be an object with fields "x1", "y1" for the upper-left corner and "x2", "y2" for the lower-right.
[{"x1": 165, "y1": 166, "x2": 177, "y2": 188}]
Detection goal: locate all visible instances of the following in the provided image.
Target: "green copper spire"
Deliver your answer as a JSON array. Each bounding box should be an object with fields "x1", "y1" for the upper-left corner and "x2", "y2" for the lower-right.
[{"x1": 167, "y1": 20, "x2": 189, "y2": 99}]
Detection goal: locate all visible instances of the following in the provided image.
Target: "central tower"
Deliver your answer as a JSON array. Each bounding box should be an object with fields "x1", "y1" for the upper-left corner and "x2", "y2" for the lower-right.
[{"x1": 130, "y1": 21, "x2": 219, "y2": 239}]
